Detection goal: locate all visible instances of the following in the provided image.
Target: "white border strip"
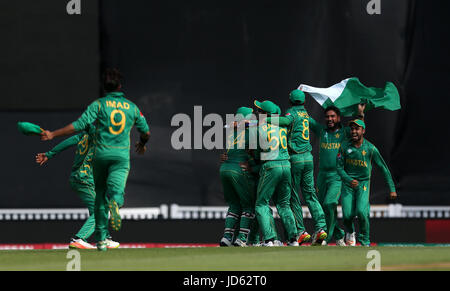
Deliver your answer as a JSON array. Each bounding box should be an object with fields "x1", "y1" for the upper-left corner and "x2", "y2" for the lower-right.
[
  {"x1": 0, "y1": 205, "x2": 169, "y2": 221},
  {"x1": 0, "y1": 204, "x2": 449, "y2": 221}
]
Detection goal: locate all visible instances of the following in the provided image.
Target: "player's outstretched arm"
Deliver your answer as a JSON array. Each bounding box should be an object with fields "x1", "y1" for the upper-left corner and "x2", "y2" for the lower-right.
[
  {"x1": 36, "y1": 133, "x2": 82, "y2": 165},
  {"x1": 45, "y1": 133, "x2": 82, "y2": 156},
  {"x1": 266, "y1": 116, "x2": 291, "y2": 127},
  {"x1": 42, "y1": 101, "x2": 101, "y2": 141},
  {"x1": 40, "y1": 124, "x2": 76, "y2": 141},
  {"x1": 372, "y1": 147, "x2": 397, "y2": 200}
]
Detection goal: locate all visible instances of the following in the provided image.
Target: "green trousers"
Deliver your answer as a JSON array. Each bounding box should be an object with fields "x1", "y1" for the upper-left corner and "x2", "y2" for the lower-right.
[
  {"x1": 220, "y1": 163, "x2": 257, "y2": 243},
  {"x1": 341, "y1": 180, "x2": 371, "y2": 246},
  {"x1": 290, "y1": 153, "x2": 327, "y2": 233},
  {"x1": 69, "y1": 180, "x2": 96, "y2": 241},
  {"x1": 93, "y1": 157, "x2": 129, "y2": 242},
  {"x1": 255, "y1": 160, "x2": 297, "y2": 241},
  {"x1": 317, "y1": 171, "x2": 345, "y2": 243},
  {"x1": 248, "y1": 206, "x2": 281, "y2": 244}
]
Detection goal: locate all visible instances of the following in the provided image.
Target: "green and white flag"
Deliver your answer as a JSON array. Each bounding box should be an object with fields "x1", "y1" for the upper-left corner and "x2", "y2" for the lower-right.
[{"x1": 298, "y1": 77, "x2": 401, "y2": 116}]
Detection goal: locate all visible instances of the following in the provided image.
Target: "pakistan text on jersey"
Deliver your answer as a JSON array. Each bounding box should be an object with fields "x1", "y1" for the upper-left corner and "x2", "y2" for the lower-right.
[
  {"x1": 346, "y1": 159, "x2": 368, "y2": 168},
  {"x1": 321, "y1": 143, "x2": 341, "y2": 150}
]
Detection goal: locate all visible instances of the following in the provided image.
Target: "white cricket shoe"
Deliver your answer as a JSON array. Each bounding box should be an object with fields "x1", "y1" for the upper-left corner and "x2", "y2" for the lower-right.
[
  {"x1": 220, "y1": 237, "x2": 232, "y2": 247},
  {"x1": 105, "y1": 238, "x2": 120, "y2": 249},
  {"x1": 336, "y1": 238, "x2": 346, "y2": 246},
  {"x1": 248, "y1": 242, "x2": 262, "y2": 247},
  {"x1": 69, "y1": 238, "x2": 96, "y2": 250},
  {"x1": 345, "y1": 232, "x2": 356, "y2": 246},
  {"x1": 262, "y1": 241, "x2": 274, "y2": 247},
  {"x1": 273, "y1": 240, "x2": 284, "y2": 247},
  {"x1": 233, "y1": 239, "x2": 247, "y2": 247},
  {"x1": 287, "y1": 240, "x2": 299, "y2": 247}
]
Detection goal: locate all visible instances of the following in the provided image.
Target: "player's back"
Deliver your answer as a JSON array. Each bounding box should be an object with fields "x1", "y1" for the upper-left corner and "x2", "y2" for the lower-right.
[
  {"x1": 259, "y1": 123, "x2": 290, "y2": 162},
  {"x1": 224, "y1": 127, "x2": 251, "y2": 163},
  {"x1": 285, "y1": 106, "x2": 312, "y2": 154},
  {"x1": 93, "y1": 92, "x2": 143, "y2": 159}
]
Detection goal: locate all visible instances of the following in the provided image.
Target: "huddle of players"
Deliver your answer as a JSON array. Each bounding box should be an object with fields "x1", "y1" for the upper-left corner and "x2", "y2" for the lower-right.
[
  {"x1": 35, "y1": 69, "x2": 150, "y2": 251},
  {"x1": 219, "y1": 89, "x2": 397, "y2": 247}
]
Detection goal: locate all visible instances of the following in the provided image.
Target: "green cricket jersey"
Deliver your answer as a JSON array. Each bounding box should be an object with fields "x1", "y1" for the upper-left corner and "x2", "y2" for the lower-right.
[
  {"x1": 284, "y1": 105, "x2": 312, "y2": 154},
  {"x1": 224, "y1": 127, "x2": 251, "y2": 163},
  {"x1": 258, "y1": 123, "x2": 290, "y2": 161},
  {"x1": 309, "y1": 117, "x2": 351, "y2": 172},
  {"x1": 46, "y1": 125, "x2": 96, "y2": 186},
  {"x1": 336, "y1": 139, "x2": 396, "y2": 192},
  {"x1": 72, "y1": 92, "x2": 149, "y2": 160}
]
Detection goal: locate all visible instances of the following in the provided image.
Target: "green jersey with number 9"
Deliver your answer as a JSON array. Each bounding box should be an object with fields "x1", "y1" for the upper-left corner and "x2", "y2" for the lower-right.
[
  {"x1": 72, "y1": 91, "x2": 149, "y2": 160},
  {"x1": 284, "y1": 105, "x2": 312, "y2": 154}
]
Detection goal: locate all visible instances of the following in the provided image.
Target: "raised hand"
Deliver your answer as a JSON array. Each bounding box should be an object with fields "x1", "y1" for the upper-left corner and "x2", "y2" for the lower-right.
[
  {"x1": 358, "y1": 103, "x2": 366, "y2": 117},
  {"x1": 35, "y1": 153, "x2": 49, "y2": 166}
]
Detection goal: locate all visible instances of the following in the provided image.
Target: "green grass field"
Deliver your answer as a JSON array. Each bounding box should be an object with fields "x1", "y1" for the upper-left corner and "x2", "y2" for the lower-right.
[{"x1": 1, "y1": 246, "x2": 450, "y2": 271}]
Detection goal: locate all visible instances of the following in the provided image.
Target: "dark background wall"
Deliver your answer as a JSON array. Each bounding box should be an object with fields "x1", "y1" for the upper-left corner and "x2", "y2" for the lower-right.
[{"x1": 1, "y1": 0, "x2": 449, "y2": 208}]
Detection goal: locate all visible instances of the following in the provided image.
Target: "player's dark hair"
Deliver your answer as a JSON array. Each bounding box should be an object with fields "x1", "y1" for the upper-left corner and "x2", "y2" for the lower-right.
[
  {"x1": 324, "y1": 105, "x2": 341, "y2": 117},
  {"x1": 103, "y1": 68, "x2": 122, "y2": 92}
]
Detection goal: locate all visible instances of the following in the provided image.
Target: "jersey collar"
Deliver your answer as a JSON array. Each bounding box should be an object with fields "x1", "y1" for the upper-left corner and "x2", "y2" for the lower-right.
[{"x1": 106, "y1": 91, "x2": 124, "y2": 98}]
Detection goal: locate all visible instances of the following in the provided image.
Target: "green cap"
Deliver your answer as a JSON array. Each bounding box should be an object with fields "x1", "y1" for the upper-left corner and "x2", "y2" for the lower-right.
[
  {"x1": 348, "y1": 119, "x2": 366, "y2": 129},
  {"x1": 17, "y1": 121, "x2": 43, "y2": 136},
  {"x1": 235, "y1": 107, "x2": 253, "y2": 120},
  {"x1": 289, "y1": 89, "x2": 305, "y2": 104},
  {"x1": 254, "y1": 100, "x2": 278, "y2": 114}
]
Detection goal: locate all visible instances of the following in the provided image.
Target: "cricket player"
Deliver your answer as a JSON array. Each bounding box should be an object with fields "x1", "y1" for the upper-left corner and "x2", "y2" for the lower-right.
[
  {"x1": 40, "y1": 68, "x2": 150, "y2": 251},
  {"x1": 253, "y1": 100, "x2": 298, "y2": 246},
  {"x1": 220, "y1": 109, "x2": 282, "y2": 247},
  {"x1": 35, "y1": 124, "x2": 119, "y2": 249},
  {"x1": 309, "y1": 104, "x2": 365, "y2": 246},
  {"x1": 266, "y1": 90, "x2": 327, "y2": 245},
  {"x1": 219, "y1": 107, "x2": 258, "y2": 247},
  {"x1": 336, "y1": 119, "x2": 397, "y2": 246}
]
